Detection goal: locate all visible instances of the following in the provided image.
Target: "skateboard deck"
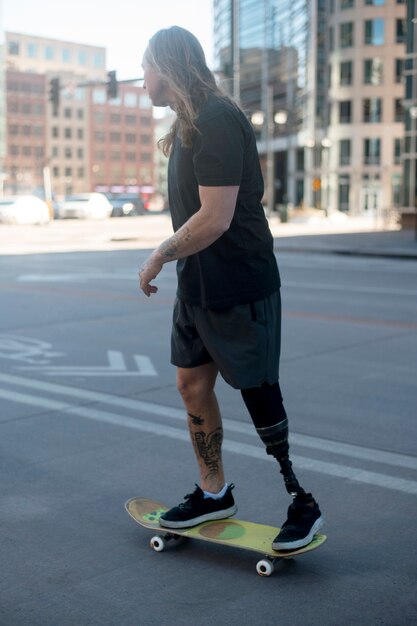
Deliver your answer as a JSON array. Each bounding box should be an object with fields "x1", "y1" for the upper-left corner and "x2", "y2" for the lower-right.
[{"x1": 125, "y1": 497, "x2": 326, "y2": 576}]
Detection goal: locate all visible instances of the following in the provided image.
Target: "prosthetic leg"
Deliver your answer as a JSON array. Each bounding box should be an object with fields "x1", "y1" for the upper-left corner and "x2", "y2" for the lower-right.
[{"x1": 241, "y1": 382, "x2": 307, "y2": 498}]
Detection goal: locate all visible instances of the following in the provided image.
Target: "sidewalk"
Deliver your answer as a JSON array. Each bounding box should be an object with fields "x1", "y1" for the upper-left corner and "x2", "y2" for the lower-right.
[{"x1": 0, "y1": 212, "x2": 416, "y2": 259}]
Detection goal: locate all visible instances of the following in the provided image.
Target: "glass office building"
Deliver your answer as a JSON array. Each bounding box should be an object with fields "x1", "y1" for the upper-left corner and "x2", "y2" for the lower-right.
[
  {"x1": 214, "y1": 0, "x2": 407, "y2": 217},
  {"x1": 214, "y1": 0, "x2": 318, "y2": 210},
  {"x1": 402, "y1": 0, "x2": 417, "y2": 224}
]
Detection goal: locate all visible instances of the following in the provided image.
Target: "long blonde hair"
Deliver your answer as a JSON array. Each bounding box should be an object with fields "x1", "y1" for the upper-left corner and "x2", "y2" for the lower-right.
[{"x1": 144, "y1": 26, "x2": 236, "y2": 156}]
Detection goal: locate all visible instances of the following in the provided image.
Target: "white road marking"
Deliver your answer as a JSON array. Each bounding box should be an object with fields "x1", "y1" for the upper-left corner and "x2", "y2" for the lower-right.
[
  {"x1": 0, "y1": 371, "x2": 416, "y2": 470},
  {"x1": 19, "y1": 350, "x2": 157, "y2": 377},
  {"x1": 0, "y1": 373, "x2": 416, "y2": 495}
]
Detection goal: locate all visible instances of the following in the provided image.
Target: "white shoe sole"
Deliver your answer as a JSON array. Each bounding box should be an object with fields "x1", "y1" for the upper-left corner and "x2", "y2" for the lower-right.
[{"x1": 272, "y1": 515, "x2": 325, "y2": 551}]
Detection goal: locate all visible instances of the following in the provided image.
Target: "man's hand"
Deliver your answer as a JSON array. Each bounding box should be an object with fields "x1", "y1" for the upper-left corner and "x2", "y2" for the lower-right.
[{"x1": 139, "y1": 252, "x2": 163, "y2": 297}]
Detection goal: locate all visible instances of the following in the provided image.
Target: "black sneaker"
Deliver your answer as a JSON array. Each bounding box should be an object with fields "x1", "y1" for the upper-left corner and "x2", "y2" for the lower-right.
[
  {"x1": 272, "y1": 495, "x2": 324, "y2": 550},
  {"x1": 159, "y1": 484, "x2": 237, "y2": 529}
]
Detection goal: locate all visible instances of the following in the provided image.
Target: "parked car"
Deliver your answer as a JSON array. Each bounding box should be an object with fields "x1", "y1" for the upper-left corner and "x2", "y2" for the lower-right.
[
  {"x1": 0, "y1": 196, "x2": 50, "y2": 225},
  {"x1": 56, "y1": 193, "x2": 112, "y2": 219},
  {"x1": 107, "y1": 193, "x2": 145, "y2": 217}
]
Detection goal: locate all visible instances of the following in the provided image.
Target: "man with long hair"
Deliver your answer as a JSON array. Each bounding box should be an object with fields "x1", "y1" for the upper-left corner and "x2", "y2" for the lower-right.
[{"x1": 139, "y1": 26, "x2": 323, "y2": 549}]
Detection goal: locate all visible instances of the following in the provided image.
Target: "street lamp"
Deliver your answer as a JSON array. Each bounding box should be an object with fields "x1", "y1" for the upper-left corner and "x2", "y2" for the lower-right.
[{"x1": 251, "y1": 100, "x2": 288, "y2": 215}]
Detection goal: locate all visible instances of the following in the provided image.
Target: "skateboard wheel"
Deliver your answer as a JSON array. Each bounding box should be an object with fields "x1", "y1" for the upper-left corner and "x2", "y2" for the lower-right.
[
  {"x1": 256, "y1": 559, "x2": 274, "y2": 577},
  {"x1": 150, "y1": 535, "x2": 166, "y2": 552}
]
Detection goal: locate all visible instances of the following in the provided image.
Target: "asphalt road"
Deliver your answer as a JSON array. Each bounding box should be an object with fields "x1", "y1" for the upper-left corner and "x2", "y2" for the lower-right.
[{"x1": 0, "y1": 245, "x2": 416, "y2": 625}]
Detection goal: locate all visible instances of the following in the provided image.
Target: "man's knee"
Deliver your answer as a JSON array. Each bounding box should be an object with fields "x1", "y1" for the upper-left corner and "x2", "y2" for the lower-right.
[{"x1": 176, "y1": 364, "x2": 217, "y2": 405}]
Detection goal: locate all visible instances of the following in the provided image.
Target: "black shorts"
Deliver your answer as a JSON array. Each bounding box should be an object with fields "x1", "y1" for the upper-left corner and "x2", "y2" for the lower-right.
[{"x1": 170, "y1": 291, "x2": 281, "y2": 389}]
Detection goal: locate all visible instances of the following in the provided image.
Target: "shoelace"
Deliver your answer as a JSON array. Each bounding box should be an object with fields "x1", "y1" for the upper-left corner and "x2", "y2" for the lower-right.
[{"x1": 178, "y1": 486, "x2": 201, "y2": 511}]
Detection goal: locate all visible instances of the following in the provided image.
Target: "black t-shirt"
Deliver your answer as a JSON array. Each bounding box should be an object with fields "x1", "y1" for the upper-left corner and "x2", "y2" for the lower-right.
[{"x1": 168, "y1": 94, "x2": 280, "y2": 309}]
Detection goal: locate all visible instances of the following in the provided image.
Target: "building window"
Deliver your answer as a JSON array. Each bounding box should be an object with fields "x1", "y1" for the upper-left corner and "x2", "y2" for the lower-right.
[
  {"x1": 141, "y1": 153, "x2": 152, "y2": 162},
  {"x1": 329, "y1": 27, "x2": 334, "y2": 52},
  {"x1": 125, "y1": 93, "x2": 138, "y2": 108},
  {"x1": 396, "y1": 19, "x2": 406, "y2": 44},
  {"x1": 125, "y1": 115, "x2": 136, "y2": 125},
  {"x1": 365, "y1": 0, "x2": 384, "y2": 4},
  {"x1": 53, "y1": 167, "x2": 59, "y2": 177},
  {"x1": 395, "y1": 59, "x2": 404, "y2": 83},
  {"x1": 27, "y1": 43, "x2": 38, "y2": 58},
  {"x1": 339, "y1": 139, "x2": 351, "y2": 165},
  {"x1": 65, "y1": 167, "x2": 72, "y2": 177},
  {"x1": 394, "y1": 99, "x2": 404, "y2": 122},
  {"x1": 338, "y1": 175, "x2": 350, "y2": 211},
  {"x1": 77, "y1": 148, "x2": 84, "y2": 159},
  {"x1": 340, "y1": 61, "x2": 353, "y2": 85},
  {"x1": 94, "y1": 132, "x2": 106, "y2": 142},
  {"x1": 364, "y1": 58, "x2": 383, "y2": 84},
  {"x1": 363, "y1": 98, "x2": 382, "y2": 123},
  {"x1": 111, "y1": 152, "x2": 121, "y2": 161},
  {"x1": 110, "y1": 113, "x2": 121, "y2": 124},
  {"x1": 77, "y1": 109, "x2": 84, "y2": 119},
  {"x1": 341, "y1": 0, "x2": 354, "y2": 7},
  {"x1": 126, "y1": 133, "x2": 136, "y2": 144},
  {"x1": 296, "y1": 149, "x2": 304, "y2": 172},
  {"x1": 64, "y1": 128, "x2": 72, "y2": 139},
  {"x1": 394, "y1": 139, "x2": 402, "y2": 165},
  {"x1": 78, "y1": 51, "x2": 87, "y2": 65},
  {"x1": 62, "y1": 48, "x2": 71, "y2": 63},
  {"x1": 52, "y1": 147, "x2": 58, "y2": 157},
  {"x1": 140, "y1": 116, "x2": 152, "y2": 127},
  {"x1": 52, "y1": 127, "x2": 59, "y2": 138},
  {"x1": 65, "y1": 147, "x2": 72, "y2": 158},
  {"x1": 8, "y1": 40, "x2": 20, "y2": 55},
  {"x1": 340, "y1": 22, "x2": 354, "y2": 48},
  {"x1": 10, "y1": 145, "x2": 19, "y2": 155},
  {"x1": 77, "y1": 129, "x2": 84, "y2": 140},
  {"x1": 364, "y1": 138, "x2": 381, "y2": 164},
  {"x1": 110, "y1": 132, "x2": 121, "y2": 142},
  {"x1": 93, "y1": 111, "x2": 106, "y2": 124},
  {"x1": 92, "y1": 88, "x2": 106, "y2": 104},
  {"x1": 93, "y1": 52, "x2": 104, "y2": 69},
  {"x1": 77, "y1": 167, "x2": 84, "y2": 178},
  {"x1": 45, "y1": 46, "x2": 54, "y2": 60},
  {"x1": 339, "y1": 100, "x2": 352, "y2": 123},
  {"x1": 364, "y1": 19, "x2": 384, "y2": 45},
  {"x1": 64, "y1": 108, "x2": 72, "y2": 118},
  {"x1": 126, "y1": 152, "x2": 136, "y2": 162},
  {"x1": 139, "y1": 95, "x2": 152, "y2": 109}
]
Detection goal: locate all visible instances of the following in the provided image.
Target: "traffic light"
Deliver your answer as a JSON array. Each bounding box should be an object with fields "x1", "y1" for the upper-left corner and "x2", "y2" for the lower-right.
[
  {"x1": 49, "y1": 77, "x2": 60, "y2": 116},
  {"x1": 107, "y1": 70, "x2": 118, "y2": 99}
]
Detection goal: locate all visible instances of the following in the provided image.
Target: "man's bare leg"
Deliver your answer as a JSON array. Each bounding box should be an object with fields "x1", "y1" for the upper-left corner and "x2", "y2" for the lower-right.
[{"x1": 177, "y1": 362, "x2": 225, "y2": 493}]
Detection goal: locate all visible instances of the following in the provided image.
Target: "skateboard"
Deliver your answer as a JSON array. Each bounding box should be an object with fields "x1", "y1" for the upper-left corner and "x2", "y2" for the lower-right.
[{"x1": 125, "y1": 497, "x2": 327, "y2": 577}]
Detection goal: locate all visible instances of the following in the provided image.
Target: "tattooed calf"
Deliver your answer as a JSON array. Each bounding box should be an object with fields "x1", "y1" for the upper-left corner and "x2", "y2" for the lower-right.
[{"x1": 193, "y1": 428, "x2": 223, "y2": 478}]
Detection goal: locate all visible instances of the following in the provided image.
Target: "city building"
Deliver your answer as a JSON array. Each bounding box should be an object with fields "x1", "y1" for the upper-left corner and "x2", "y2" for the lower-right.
[
  {"x1": 402, "y1": 0, "x2": 417, "y2": 226},
  {"x1": 89, "y1": 82, "x2": 154, "y2": 196},
  {"x1": 0, "y1": 1, "x2": 5, "y2": 192},
  {"x1": 3, "y1": 31, "x2": 154, "y2": 199},
  {"x1": 213, "y1": 0, "x2": 407, "y2": 216}
]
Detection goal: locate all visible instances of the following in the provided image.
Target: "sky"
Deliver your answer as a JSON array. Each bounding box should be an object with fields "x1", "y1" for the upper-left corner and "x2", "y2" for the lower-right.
[{"x1": 3, "y1": 0, "x2": 214, "y2": 79}]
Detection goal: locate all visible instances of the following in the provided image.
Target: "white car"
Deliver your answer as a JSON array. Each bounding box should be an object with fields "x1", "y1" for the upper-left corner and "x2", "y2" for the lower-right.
[
  {"x1": 57, "y1": 193, "x2": 112, "y2": 219},
  {"x1": 0, "y1": 196, "x2": 50, "y2": 225}
]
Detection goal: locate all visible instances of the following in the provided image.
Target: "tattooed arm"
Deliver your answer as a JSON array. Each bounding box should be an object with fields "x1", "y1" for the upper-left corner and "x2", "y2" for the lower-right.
[{"x1": 139, "y1": 185, "x2": 239, "y2": 297}]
